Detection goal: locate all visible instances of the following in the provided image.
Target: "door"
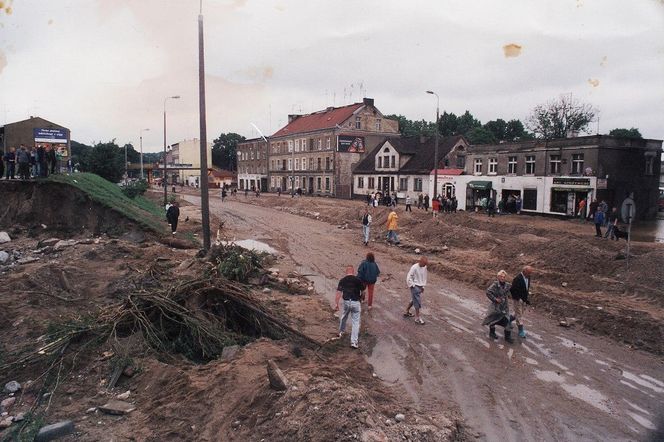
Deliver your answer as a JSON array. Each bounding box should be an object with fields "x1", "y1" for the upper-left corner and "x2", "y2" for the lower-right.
[{"x1": 567, "y1": 192, "x2": 576, "y2": 216}]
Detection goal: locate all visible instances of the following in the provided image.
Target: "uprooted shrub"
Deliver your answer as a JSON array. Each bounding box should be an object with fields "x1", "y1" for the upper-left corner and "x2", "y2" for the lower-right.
[{"x1": 208, "y1": 243, "x2": 265, "y2": 283}]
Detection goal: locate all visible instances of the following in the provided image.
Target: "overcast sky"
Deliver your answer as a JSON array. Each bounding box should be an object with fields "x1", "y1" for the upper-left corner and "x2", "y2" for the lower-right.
[{"x1": 1, "y1": 0, "x2": 663, "y2": 152}]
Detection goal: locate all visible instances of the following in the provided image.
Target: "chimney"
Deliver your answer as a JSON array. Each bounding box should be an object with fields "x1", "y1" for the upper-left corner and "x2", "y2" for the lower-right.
[
  {"x1": 363, "y1": 97, "x2": 374, "y2": 107},
  {"x1": 288, "y1": 114, "x2": 300, "y2": 124}
]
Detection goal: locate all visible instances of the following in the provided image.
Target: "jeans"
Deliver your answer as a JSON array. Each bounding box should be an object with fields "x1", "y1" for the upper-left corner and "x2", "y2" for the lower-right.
[
  {"x1": 386, "y1": 230, "x2": 399, "y2": 244},
  {"x1": 362, "y1": 225, "x2": 370, "y2": 243},
  {"x1": 604, "y1": 224, "x2": 615, "y2": 239},
  {"x1": 339, "y1": 299, "x2": 361, "y2": 345}
]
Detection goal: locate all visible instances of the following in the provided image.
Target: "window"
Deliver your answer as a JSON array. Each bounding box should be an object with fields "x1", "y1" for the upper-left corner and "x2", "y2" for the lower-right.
[
  {"x1": 282, "y1": 159, "x2": 286, "y2": 170},
  {"x1": 317, "y1": 177, "x2": 322, "y2": 190},
  {"x1": 474, "y1": 159, "x2": 483, "y2": 174},
  {"x1": 325, "y1": 157, "x2": 331, "y2": 170},
  {"x1": 645, "y1": 154, "x2": 655, "y2": 175},
  {"x1": 288, "y1": 158, "x2": 292, "y2": 171},
  {"x1": 549, "y1": 155, "x2": 561, "y2": 174},
  {"x1": 288, "y1": 140, "x2": 293, "y2": 153},
  {"x1": 508, "y1": 156, "x2": 517, "y2": 174},
  {"x1": 325, "y1": 177, "x2": 330, "y2": 191},
  {"x1": 456, "y1": 156, "x2": 465, "y2": 169},
  {"x1": 368, "y1": 177, "x2": 375, "y2": 189},
  {"x1": 376, "y1": 119, "x2": 381, "y2": 131},
  {"x1": 295, "y1": 139, "x2": 300, "y2": 152},
  {"x1": 525, "y1": 155, "x2": 535, "y2": 175},
  {"x1": 250, "y1": 151, "x2": 254, "y2": 160},
  {"x1": 317, "y1": 157, "x2": 322, "y2": 170},
  {"x1": 355, "y1": 116, "x2": 361, "y2": 129},
  {"x1": 302, "y1": 157, "x2": 307, "y2": 170},
  {"x1": 270, "y1": 160, "x2": 274, "y2": 171},
  {"x1": 326, "y1": 137, "x2": 331, "y2": 149},
  {"x1": 571, "y1": 154, "x2": 584, "y2": 175},
  {"x1": 377, "y1": 157, "x2": 382, "y2": 168},
  {"x1": 399, "y1": 178, "x2": 408, "y2": 191},
  {"x1": 256, "y1": 150, "x2": 260, "y2": 160},
  {"x1": 309, "y1": 158, "x2": 314, "y2": 170},
  {"x1": 488, "y1": 158, "x2": 497, "y2": 174},
  {"x1": 414, "y1": 178, "x2": 423, "y2": 191},
  {"x1": 294, "y1": 159, "x2": 300, "y2": 170},
  {"x1": 523, "y1": 189, "x2": 537, "y2": 210},
  {"x1": 358, "y1": 177, "x2": 364, "y2": 189},
  {"x1": 317, "y1": 139, "x2": 322, "y2": 150},
  {"x1": 390, "y1": 177, "x2": 395, "y2": 191},
  {"x1": 302, "y1": 139, "x2": 307, "y2": 151},
  {"x1": 391, "y1": 155, "x2": 396, "y2": 168}
]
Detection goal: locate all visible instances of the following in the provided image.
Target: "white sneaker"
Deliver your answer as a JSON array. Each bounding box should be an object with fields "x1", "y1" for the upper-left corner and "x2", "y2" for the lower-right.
[
  {"x1": 415, "y1": 317, "x2": 425, "y2": 325},
  {"x1": 350, "y1": 343, "x2": 359, "y2": 349}
]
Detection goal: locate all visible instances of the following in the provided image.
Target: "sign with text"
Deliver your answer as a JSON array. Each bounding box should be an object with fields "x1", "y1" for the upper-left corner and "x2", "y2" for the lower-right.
[
  {"x1": 337, "y1": 135, "x2": 365, "y2": 153},
  {"x1": 552, "y1": 177, "x2": 591, "y2": 187},
  {"x1": 33, "y1": 128, "x2": 68, "y2": 144}
]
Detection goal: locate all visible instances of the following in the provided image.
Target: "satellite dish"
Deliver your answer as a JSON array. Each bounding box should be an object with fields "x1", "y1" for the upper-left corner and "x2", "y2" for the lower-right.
[{"x1": 620, "y1": 197, "x2": 635, "y2": 223}]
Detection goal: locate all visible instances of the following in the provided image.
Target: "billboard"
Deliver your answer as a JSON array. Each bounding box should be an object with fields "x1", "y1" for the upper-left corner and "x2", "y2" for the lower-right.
[
  {"x1": 337, "y1": 135, "x2": 365, "y2": 153},
  {"x1": 33, "y1": 128, "x2": 68, "y2": 144}
]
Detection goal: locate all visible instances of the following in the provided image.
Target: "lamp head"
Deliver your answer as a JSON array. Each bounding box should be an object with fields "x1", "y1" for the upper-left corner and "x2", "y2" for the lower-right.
[
  {"x1": 426, "y1": 90, "x2": 434, "y2": 95},
  {"x1": 172, "y1": 95, "x2": 181, "y2": 99}
]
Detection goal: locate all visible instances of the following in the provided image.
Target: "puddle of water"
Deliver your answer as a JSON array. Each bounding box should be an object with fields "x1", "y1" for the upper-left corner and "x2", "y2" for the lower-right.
[
  {"x1": 624, "y1": 399, "x2": 651, "y2": 416},
  {"x1": 622, "y1": 371, "x2": 664, "y2": 394},
  {"x1": 445, "y1": 317, "x2": 473, "y2": 333},
  {"x1": 520, "y1": 343, "x2": 539, "y2": 357},
  {"x1": 535, "y1": 370, "x2": 566, "y2": 383},
  {"x1": 224, "y1": 239, "x2": 278, "y2": 254},
  {"x1": 595, "y1": 359, "x2": 609, "y2": 366},
  {"x1": 368, "y1": 337, "x2": 412, "y2": 385},
  {"x1": 556, "y1": 336, "x2": 589, "y2": 353},
  {"x1": 550, "y1": 359, "x2": 569, "y2": 371},
  {"x1": 524, "y1": 357, "x2": 538, "y2": 365},
  {"x1": 639, "y1": 374, "x2": 664, "y2": 388},
  {"x1": 474, "y1": 336, "x2": 490, "y2": 349},
  {"x1": 439, "y1": 289, "x2": 485, "y2": 315},
  {"x1": 561, "y1": 383, "x2": 610, "y2": 413},
  {"x1": 626, "y1": 412, "x2": 656, "y2": 430},
  {"x1": 620, "y1": 380, "x2": 655, "y2": 398}
]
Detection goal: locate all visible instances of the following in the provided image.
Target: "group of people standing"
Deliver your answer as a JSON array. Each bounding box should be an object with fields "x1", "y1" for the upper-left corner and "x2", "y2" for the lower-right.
[
  {"x1": 2, "y1": 144, "x2": 61, "y2": 180},
  {"x1": 578, "y1": 198, "x2": 622, "y2": 240}
]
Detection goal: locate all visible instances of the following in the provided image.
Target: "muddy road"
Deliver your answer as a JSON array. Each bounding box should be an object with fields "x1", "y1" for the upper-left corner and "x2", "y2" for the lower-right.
[{"x1": 185, "y1": 194, "x2": 664, "y2": 441}]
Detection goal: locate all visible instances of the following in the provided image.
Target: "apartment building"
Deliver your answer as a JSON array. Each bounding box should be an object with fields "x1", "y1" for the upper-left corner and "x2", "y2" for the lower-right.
[{"x1": 237, "y1": 138, "x2": 268, "y2": 191}]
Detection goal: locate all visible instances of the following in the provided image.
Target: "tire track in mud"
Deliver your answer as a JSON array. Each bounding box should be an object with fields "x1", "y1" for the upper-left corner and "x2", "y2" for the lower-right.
[{"x1": 187, "y1": 195, "x2": 664, "y2": 441}]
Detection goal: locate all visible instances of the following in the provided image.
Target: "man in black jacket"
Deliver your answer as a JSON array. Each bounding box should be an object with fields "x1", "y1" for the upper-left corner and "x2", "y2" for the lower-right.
[
  {"x1": 166, "y1": 201, "x2": 180, "y2": 235},
  {"x1": 510, "y1": 266, "x2": 534, "y2": 339}
]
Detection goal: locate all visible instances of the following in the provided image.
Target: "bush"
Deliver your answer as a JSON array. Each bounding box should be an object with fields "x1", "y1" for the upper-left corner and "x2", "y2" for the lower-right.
[{"x1": 121, "y1": 180, "x2": 149, "y2": 199}]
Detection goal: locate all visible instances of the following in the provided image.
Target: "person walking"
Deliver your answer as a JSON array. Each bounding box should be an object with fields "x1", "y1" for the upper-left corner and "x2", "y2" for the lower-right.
[
  {"x1": 417, "y1": 193, "x2": 423, "y2": 209},
  {"x1": 587, "y1": 199, "x2": 599, "y2": 221},
  {"x1": 366, "y1": 191, "x2": 372, "y2": 206},
  {"x1": 404, "y1": 256, "x2": 428, "y2": 324},
  {"x1": 482, "y1": 270, "x2": 514, "y2": 343},
  {"x1": 357, "y1": 252, "x2": 380, "y2": 310},
  {"x1": 423, "y1": 194, "x2": 430, "y2": 212},
  {"x1": 577, "y1": 198, "x2": 587, "y2": 221},
  {"x1": 604, "y1": 207, "x2": 619, "y2": 240},
  {"x1": 487, "y1": 197, "x2": 496, "y2": 217},
  {"x1": 361, "y1": 207, "x2": 372, "y2": 246},
  {"x1": 221, "y1": 188, "x2": 227, "y2": 202},
  {"x1": 510, "y1": 266, "x2": 533, "y2": 338},
  {"x1": 166, "y1": 201, "x2": 180, "y2": 235},
  {"x1": 593, "y1": 209, "x2": 604, "y2": 237},
  {"x1": 335, "y1": 265, "x2": 365, "y2": 349},
  {"x1": 405, "y1": 194, "x2": 412, "y2": 212},
  {"x1": 431, "y1": 197, "x2": 440, "y2": 217},
  {"x1": 386, "y1": 208, "x2": 399, "y2": 245}
]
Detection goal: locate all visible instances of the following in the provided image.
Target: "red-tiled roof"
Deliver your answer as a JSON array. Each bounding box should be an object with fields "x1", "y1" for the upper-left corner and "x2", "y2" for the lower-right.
[
  {"x1": 430, "y1": 168, "x2": 464, "y2": 175},
  {"x1": 271, "y1": 103, "x2": 363, "y2": 138}
]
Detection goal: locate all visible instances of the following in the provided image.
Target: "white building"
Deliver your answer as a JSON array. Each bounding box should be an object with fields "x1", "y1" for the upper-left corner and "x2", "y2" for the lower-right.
[{"x1": 167, "y1": 138, "x2": 212, "y2": 184}]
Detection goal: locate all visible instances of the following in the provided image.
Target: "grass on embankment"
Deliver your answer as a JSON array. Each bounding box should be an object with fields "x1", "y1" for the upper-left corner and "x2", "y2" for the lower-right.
[{"x1": 47, "y1": 173, "x2": 166, "y2": 233}]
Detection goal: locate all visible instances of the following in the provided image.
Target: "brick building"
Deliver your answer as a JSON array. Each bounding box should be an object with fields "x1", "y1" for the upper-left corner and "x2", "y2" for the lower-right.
[
  {"x1": 452, "y1": 135, "x2": 662, "y2": 219},
  {"x1": 268, "y1": 98, "x2": 399, "y2": 197},
  {"x1": 1, "y1": 116, "x2": 70, "y2": 159},
  {"x1": 237, "y1": 138, "x2": 268, "y2": 192}
]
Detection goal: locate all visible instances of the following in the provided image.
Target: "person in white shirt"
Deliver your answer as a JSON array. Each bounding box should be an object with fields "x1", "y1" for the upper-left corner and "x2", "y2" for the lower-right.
[
  {"x1": 361, "y1": 207, "x2": 372, "y2": 246},
  {"x1": 404, "y1": 256, "x2": 428, "y2": 324}
]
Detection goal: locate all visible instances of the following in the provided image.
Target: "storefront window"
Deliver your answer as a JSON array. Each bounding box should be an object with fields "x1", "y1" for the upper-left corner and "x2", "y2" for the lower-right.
[{"x1": 523, "y1": 189, "x2": 537, "y2": 210}]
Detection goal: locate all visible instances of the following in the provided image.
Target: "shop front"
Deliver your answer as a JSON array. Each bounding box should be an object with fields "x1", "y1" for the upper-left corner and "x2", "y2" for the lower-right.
[
  {"x1": 548, "y1": 177, "x2": 594, "y2": 216},
  {"x1": 466, "y1": 181, "x2": 493, "y2": 211}
]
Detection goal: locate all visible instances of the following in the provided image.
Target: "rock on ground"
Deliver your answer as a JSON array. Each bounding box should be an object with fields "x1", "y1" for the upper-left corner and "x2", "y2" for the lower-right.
[
  {"x1": 34, "y1": 420, "x2": 75, "y2": 442},
  {"x1": 0, "y1": 232, "x2": 11, "y2": 244},
  {"x1": 3, "y1": 381, "x2": 21, "y2": 393},
  {"x1": 266, "y1": 359, "x2": 289, "y2": 391},
  {"x1": 0, "y1": 251, "x2": 9, "y2": 264},
  {"x1": 221, "y1": 345, "x2": 241, "y2": 361},
  {"x1": 99, "y1": 400, "x2": 136, "y2": 415}
]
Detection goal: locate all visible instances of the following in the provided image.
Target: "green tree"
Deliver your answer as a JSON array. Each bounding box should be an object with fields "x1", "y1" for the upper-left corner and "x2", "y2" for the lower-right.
[
  {"x1": 505, "y1": 119, "x2": 533, "y2": 141},
  {"x1": 456, "y1": 111, "x2": 482, "y2": 135},
  {"x1": 527, "y1": 95, "x2": 597, "y2": 139},
  {"x1": 385, "y1": 115, "x2": 435, "y2": 136},
  {"x1": 483, "y1": 119, "x2": 507, "y2": 141},
  {"x1": 212, "y1": 133, "x2": 246, "y2": 170},
  {"x1": 438, "y1": 111, "x2": 458, "y2": 136},
  {"x1": 609, "y1": 128, "x2": 642, "y2": 140},
  {"x1": 123, "y1": 143, "x2": 141, "y2": 164},
  {"x1": 80, "y1": 140, "x2": 124, "y2": 183},
  {"x1": 465, "y1": 127, "x2": 497, "y2": 145}
]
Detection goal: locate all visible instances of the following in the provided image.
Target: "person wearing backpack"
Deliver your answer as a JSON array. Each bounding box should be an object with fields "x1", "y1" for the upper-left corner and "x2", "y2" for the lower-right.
[{"x1": 357, "y1": 252, "x2": 380, "y2": 310}]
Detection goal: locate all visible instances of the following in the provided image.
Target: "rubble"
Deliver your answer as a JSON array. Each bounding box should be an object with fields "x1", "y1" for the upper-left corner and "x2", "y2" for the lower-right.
[
  {"x1": 0, "y1": 250, "x2": 9, "y2": 263},
  {"x1": 34, "y1": 420, "x2": 76, "y2": 442},
  {"x1": 1, "y1": 397, "x2": 16, "y2": 409},
  {"x1": 3, "y1": 381, "x2": 21, "y2": 393},
  {"x1": 99, "y1": 400, "x2": 136, "y2": 415},
  {"x1": 0, "y1": 231, "x2": 11, "y2": 244},
  {"x1": 266, "y1": 359, "x2": 289, "y2": 391}
]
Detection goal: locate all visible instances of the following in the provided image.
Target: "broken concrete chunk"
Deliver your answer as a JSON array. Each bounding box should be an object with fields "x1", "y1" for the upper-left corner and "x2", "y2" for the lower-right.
[
  {"x1": 17, "y1": 257, "x2": 40, "y2": 265},
  {"x1": 99, "y1": 400, "x2": 136, "y2": 415},
  {"x1": 1, "y1": 397, "x2": 16, "y2": 409},
  {"x1": 116, "y1": 390, "x2": 131, "y2": 400},
  {"x1": 0, "y1": 417, "x2": 12, "y2": 429},
  {"x1": 0, "y1": 251, "x2": 9, "y2": 264},
  {"x1": 266, "y1": 359, "x2": 288, "y2": 391},
  {"x1": 34, "y1": 420, "x2": 75, "y2": 442},
  {"x1": 54, "y1": 240, "x2": 77, "y2": 250},
  {"x1": 37, "y1": 238, "x2": 61, "y2": 248},
  {"x1": 221, "y1": 345, "x2": 241, "y2": 361},
  {"x1": 0, "y1": 232, "x2": 11, "y2": 244}
]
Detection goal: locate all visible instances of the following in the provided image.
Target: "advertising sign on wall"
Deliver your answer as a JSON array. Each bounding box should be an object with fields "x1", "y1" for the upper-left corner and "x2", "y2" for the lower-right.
[
  {"x1": 337, "y1": 135, "x2": 365, "y2": 153},
  {"x1": 33, "y1": 128, "x2": 68, "y2": 144}
]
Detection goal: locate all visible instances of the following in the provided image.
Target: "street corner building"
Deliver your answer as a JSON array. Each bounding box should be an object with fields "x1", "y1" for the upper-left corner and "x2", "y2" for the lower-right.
[
  {"x1": 237, "y1": 137, "x2": 268, "y2": 192},
  {"x1": 1, "y1": 116, "x2": 71, "y2": 163},
  {"x1": 264, "y1": 98, "x2": 400, "y2": 198}
]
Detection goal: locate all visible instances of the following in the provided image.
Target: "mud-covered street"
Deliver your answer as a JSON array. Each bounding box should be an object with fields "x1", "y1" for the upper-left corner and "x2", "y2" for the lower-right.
[{"x1": 185, "y1": 192, "x2": 664, "y2": 441}]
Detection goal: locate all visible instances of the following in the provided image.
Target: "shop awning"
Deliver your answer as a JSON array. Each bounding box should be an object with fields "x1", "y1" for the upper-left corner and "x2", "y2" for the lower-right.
[{"x1": 467, "y1": 181, "x2": 492, "y2": 190}]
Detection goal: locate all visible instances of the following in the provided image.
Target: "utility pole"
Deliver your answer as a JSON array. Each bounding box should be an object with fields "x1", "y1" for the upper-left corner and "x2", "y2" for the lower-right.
[
  {"x1": 198, "y1": 1, "x2": 211, "y2": 250},
  {"x1": 426, "y1": 90, "x2": 440, "y2": 202},
  {"x1": 140, "y1": 128, "x2": 149, "y2": 180}
]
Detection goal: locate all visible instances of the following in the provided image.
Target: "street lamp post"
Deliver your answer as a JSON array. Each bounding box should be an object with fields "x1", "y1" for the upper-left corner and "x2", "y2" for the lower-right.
[
  {"x1": 140, "y1": 128, "x2": 150, "y2": 180},
  {"x1": 426, "y1": 90, "x2": 440, "y2": 202},
  {"x1": 163, "y1": 95, "x2": 181, "y2": 206}
]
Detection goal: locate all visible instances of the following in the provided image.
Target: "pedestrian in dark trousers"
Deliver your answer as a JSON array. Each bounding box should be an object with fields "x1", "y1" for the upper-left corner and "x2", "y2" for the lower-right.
[
  {"x1": 46, "y1": 146, "x2": 57, "y2": 174},
  {"x1": 487, "y1": 198, "x2": 496, "y2": 217},
  {"x1": 483, "y1": 270, "x2": 514, "y2": 343},
  {"x1": 37, "y1": 145, "x2": 47, "y2": 177},
  {"x1": 405, "y1": 194, "x2": 412, "y2": 212},
  {"x1": 166, "y1": 201, "x2": 180, "y2": 235},
  {"x1": 593, "y1": 210, "x2": 604, "y2": 237},
  {"x1": 510, "y1": 266, "x2": 533, "y2": 338},
  {"x1": 4, "y1": 147, "x2": 16, "y2": 179},
  {"x1": 423, "y1": 194, "x2": 430, "y2": 211},
  {"x1": 17, "y1": 145, "x2": 31, "y2": 180}
]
